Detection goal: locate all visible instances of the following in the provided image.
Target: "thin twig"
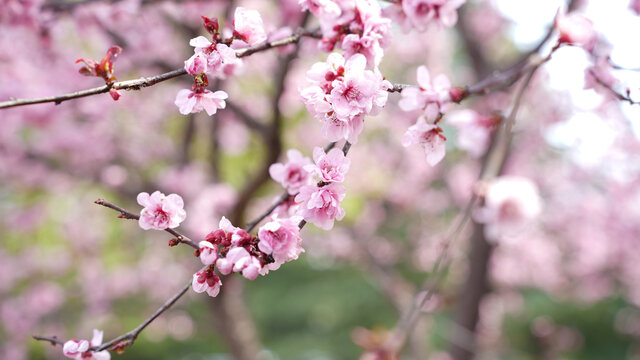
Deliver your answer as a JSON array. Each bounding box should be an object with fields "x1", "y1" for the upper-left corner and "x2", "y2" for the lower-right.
[
  {"x1": 94, "y1": 198, "x2": 199, "y2": 249},
  {"x1": 34, "y1": 274, "x2": 195, "y2": 352},
  {"x1": 588, "y1": 69, "x2": 639, "y2": 105}
]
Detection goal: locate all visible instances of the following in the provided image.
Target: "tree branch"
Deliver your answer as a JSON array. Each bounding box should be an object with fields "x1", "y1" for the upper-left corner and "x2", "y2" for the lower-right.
[
  {"x1": 94, "y1": 198, "x2": 199, "y2": 249},
  {"x1": 0, "y1": 29, "x2": 321, "y2": 110}
]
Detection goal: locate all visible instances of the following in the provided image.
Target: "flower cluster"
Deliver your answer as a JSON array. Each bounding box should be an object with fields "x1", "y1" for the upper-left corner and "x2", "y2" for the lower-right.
[
  {"x1": 383, "y1": 0, "x2": 466, "y2": 32},
  {"x1": 299, "y1": 0, "x2": 391, "y2": 68},
  {"x1": 192, "y1": 216, "x2": 304, "y2": 297},
  {"x1": 300, "y1": 53, "x2": 390, "y2": 144},
  {"x1": 399, "y1": 65, "x2": 466, "y2": 166},
  {"x1": 137, "y1": 191, "x2": 187, "y2": 230},
  {"x1": 269, "y1": 146, "x2": 350, "y2": 230},
  {"x1": 175, "y1": 7, "x2": 268, "y2": 115},
  {"x1": 63, "y1": 329, "x2": 110, "y2": 360}
]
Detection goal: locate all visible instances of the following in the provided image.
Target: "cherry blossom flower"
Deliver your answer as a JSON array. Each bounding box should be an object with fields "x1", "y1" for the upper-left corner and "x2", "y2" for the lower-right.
[
  {"x1": 341, "y1": 34, "x2": 383, "y2": 68},
  {"x1": 475, "y1": 176, "x2": 542, "y2": 240},
  {"x1": 295, "y1": 183, "x2": 346, "y2": 230},
  {"x1": 402, "y1": 117, "x2": 447, "y2": 166},
  {"x1": 216, "y1": 247, "x2": 262, "y2": 280},
  {"x1": 184, "y1": 52, "x2": 207, "y2": 75},
  {"x1": 399, "y1": 65, "x2": 452, "y2": 121},
  {"x1": 63, "y1": 329, "x2": 110, "y2": 360},
  {"x1": 174, "y1": 89, "x2": 228, "y2": 116},
  {"x1": 402, "y1": 0, "x2": 465, "y2": 31},
  {"x1": 137, "y1": 191, "x2": 187, "y2": 230},
  {"x1": 555, "y1": 8, "x2": 597, "y2": 52},
  {"x1": 189, "y1": 36, "x2": 242, "y2": 78},
  {"x1": 269, "y1": 149, "x2": 313, "y2": 194},
  {"x1": 233, "y1": 7, "x2": 267, "y2": 46},
  {"x1": 329, "y1": 54, "x2": 379, "y2": 119},
  {"x1": 298, "y1": 0, "x2": 341, "y2": 19},
  {"x1": 192, "y1": 268, "x2": 222, "y2": 297},
  {"x1": 305, "y1": 147, "x2": 351, "y2": 183},
  {"x1": 258, "y1": 215, "x2": 304, "y2": 264},
  {"x1": 198, "y1": 241, "x2": 218, "y2": 265}
]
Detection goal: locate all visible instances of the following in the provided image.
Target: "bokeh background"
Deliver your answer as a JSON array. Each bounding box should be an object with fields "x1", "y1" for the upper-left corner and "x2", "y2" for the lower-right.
[{"x1": 1, "y1": 0, "x2": 640, "y2": 359}]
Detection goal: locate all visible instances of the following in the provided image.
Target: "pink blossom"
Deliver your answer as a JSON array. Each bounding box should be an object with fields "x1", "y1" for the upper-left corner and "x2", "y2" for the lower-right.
[
  {"x1": 447, "y1": 110, "x2": 498, "y2": 157},
  {"x1": 399, "y1": 66, "x2": 452, "y2": 121},
  {"x1": 269, "y1": 149, "x2": 313, "y2": 194},
  {"x1": 198, "y1": 241, "x2": 218, "y2": 265},
  {"x1": 63, "y1": 329, "x2": 110, "y2": 360},
  {"x1": 216, "y1": 247, "x2": 262, "y2": 280},
  {"x1": 632, "y1": 0, "x2": 640, "y2": 15},
  {"x1": 205, "y1": 217, "x2": 241, "y2": 247},
  {"x1": 402, "y1": 0, "x2": 465, "y2": 31},
  {"x1": 402, "y1": 117, "x2": 447, "y2": 166},
  {"x1": 137, "y1": 191, "x2": 187, "y2": 230},
  {"x1": 258, "y1": 215, "x2": 304, "y2": 264},
  {"x1": 184, "y1": 52, "x2": 207, "y2": 75},
  {"x1": 174, "y1": 89, "x2": 228, "y2": 116},
  {"x1": 305, "y1": 147, "x2": 351, "y2": 183},
  {"x1": 323, "y1": 113, "x2": 365, "y2": 144},
  {"x1": 192, "y1": 269, "x2": 222, "y2": 297},
  {"x1": 189, "y1": 36, "x2": 241, "y2": 78},
  {"x1": 233, "y1": 7, "x2": 267, "y2": 46},
  {"x1": 555, "y1": 8, "x2": 597, "y2": 52},
  {"x1": 341, "y1": 34, "x2": 383, "y2": 68},
  {"x1": 295, "y1": 183, "x2": 346, "y2": 230},
  {"x1": 329, "y1": 54, "x2": 378, "y2": 119},
  {"x1": 298, "y1": 0, "x2": 342, "y2": 18},
  {"x1": 475, "y1": 176, "x2": 542, "y2": 240}
]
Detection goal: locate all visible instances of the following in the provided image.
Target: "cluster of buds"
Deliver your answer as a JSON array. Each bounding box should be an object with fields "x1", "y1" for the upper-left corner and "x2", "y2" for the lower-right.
[{"x1": 75, "y1": 45, "x2": 123, "y2": 101}]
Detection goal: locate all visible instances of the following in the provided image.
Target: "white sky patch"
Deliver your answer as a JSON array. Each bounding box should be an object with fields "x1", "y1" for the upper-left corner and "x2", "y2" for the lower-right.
[
  {"x1": 544, "y1": 112, "x2": 616, "y2": 166},
  {"x1": 493, "y1": 0, "x2": 640, "y2": 147}
]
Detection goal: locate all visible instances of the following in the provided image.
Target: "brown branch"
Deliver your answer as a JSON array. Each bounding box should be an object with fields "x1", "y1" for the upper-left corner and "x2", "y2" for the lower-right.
[
  {"x1": 588, "y1": 69, "x2": 639, "y2": 105},
  {"x1": 32, "y1": 335, "x2": 65, "y2": 346},
  {"x1": 94, "y1": 198, "x2": 199, "y2": 249},
  {"x1": 0, "y1": 30, "x2": 321, "y2": 110}
]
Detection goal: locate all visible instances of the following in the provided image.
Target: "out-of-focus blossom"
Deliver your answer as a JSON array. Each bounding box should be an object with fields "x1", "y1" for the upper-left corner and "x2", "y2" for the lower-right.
[
  {"x1": 632, "y1": 0, "x2": 640, "y2": 15},
  {"x1": 402, "y1": 117, "x2": 447, "y2": 166},
  {"x1": 258, "y1": 216, "x2": 304, "y2": 264},
  {"x1": 401, "y1": 0, "x2": 465, "y2": 31},
  {"x1": 269, "y1": 149, "x2": 313, "y2": 194},
  {"x1": 295, "y1": 183, "x2": 346, "y2": 230},
  {"x1": 555, "y1": 8, "x2": 597, "y2": 52},
  {"x1": 192, "y1": 268, "x2": 222, "y2": 297},
  {"x1": 174, "y1": 89, "x2": 228, "y2": 116},
  {"x1": 447, "y1": 110, "x2": 500, "y2": 157},
  {"x1": 63, "y1": 329, "x2": 110, "y2": 360},
  {"x1": 305, "y1": 146, "x2": 351, "y2": 183},
  {"x1": 137, "y1": 191, "x2": 187, "y2": 230},
  {"x1": 298, "y1": 0, "x2": 341, "y2": 18},
  {"x1": 233, "y1": 7, "x2": 267, "y2": 46},
  {"x1": 475, "y1": 176, "x2": 542, "y2": 240}
]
